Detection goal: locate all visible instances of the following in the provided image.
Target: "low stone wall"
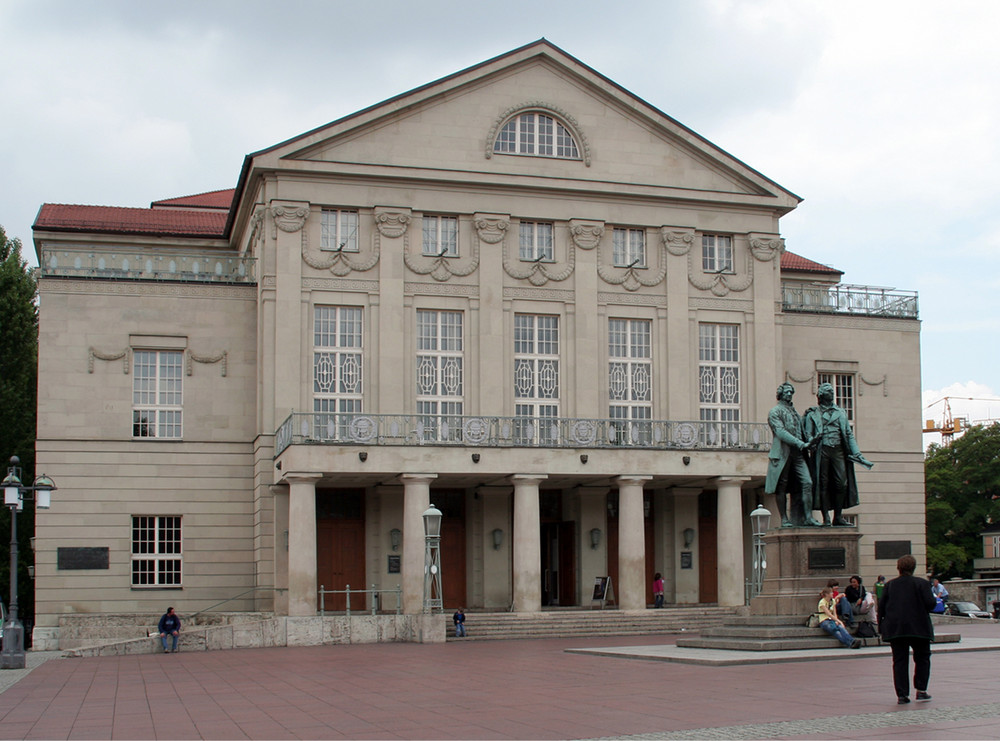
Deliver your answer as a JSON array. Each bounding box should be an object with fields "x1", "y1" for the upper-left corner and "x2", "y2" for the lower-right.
[
  {"x1": 56, "y1": 612, "x2": 273, "y2": 650},
  {"x1": 61, "y1": 614, "x2": 445, "y2": 657}
]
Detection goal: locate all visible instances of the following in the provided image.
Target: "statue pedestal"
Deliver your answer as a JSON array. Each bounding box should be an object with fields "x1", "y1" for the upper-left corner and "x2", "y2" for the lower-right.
[{"x1": 750, "y1": 527, "x2": 861, "y2": 616}]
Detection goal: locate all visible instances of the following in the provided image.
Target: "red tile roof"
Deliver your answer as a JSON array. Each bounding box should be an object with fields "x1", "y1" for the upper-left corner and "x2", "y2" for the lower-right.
[
  {"x1": 151, "y1": 189, "x2": 235, "y2": 210},
  {"x1": 34, "y1": 204, "x2": 227, "y2": 237},
  {"x1": 780, "y1": 250, "x2": 841, "y2": 275}
]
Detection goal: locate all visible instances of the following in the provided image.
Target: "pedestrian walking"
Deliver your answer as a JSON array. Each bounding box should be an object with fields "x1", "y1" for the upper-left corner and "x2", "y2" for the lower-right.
[{"x1": 878, "y1": 555, "x2": 936, "y2": 704}]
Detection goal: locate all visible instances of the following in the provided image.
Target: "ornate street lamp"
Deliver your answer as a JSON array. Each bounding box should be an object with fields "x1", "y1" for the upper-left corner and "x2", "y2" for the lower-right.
[
  {"x1": 422, "y1": 504, "x2": 443, "y2": 613},
  {"x1": 748, "y1": 504, "x2": 771, "y2": 601},
  {"x1": 2, "y1": 456, "x2": 56, "y2": 670}
]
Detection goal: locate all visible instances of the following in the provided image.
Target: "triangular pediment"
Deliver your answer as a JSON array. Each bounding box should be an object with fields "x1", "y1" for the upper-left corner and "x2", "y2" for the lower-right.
[{"x1": 245, "y1": 40, "x2": 798, "y2": 209}]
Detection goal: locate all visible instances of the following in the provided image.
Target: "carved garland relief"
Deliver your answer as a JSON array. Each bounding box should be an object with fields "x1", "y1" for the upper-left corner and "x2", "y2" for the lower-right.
[{"x1": 402, "y1": 210, "x2": 481, "y2": 281}]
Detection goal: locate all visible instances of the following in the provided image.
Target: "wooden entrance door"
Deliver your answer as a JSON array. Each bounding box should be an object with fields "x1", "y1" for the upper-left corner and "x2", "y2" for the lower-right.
[
  {"x1": 317, "y1": 518, "x2": 366, "y2": 611},
  {"x1": 434, "y1": 489, "x2": 467, "y2": 609}
]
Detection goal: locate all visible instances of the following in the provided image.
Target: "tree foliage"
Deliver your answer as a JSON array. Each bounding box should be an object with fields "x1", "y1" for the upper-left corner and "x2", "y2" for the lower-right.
[
  {"x1": 0, "y1": 224, "x2": 39, "y2": 625},
  {"x1": 925, "y1": 422, "x2": 1000, "y2": 579}
]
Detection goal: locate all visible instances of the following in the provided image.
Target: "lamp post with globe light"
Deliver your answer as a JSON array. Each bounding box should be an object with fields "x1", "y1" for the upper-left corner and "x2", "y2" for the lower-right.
[{"x1": 1, "y1": 456, "x2": 56, "y2": 670}]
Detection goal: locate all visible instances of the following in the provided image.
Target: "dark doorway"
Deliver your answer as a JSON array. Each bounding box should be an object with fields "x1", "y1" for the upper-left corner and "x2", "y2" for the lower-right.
[
  {"x1": 541, "y1": 521, "x2": 577, "y2": 606},
  {"x1": 433, "y1": 490, "x2": 467, "y2": 609},
  {"x1": 698, "y1": 491, "x2": 718, "y2": 604},
  {"x1": 316, "y1": 489, "x2": 366, "y2": 611}
]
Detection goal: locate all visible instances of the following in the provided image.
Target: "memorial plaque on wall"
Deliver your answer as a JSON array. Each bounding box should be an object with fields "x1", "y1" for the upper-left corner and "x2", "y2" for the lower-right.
[
  {"x1": 875, "y1": 540, "x2": 912, "y2": 560},
  {"x1": 680, "y1": 551, "x2": 693, "y2": 569},
  {"x1": 387, "y1": 555, "x2": 401, "y2": 574},
  {"x1": 808, "y1": 547, "x2": 846, "y2": 570},
  {"x1": 57, "y1": 547, "x2": 110, "y2": 570}
]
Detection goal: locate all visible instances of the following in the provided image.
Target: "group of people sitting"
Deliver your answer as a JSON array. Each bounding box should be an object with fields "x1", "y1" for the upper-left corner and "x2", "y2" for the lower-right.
[{"x1": 815, "y1": 574, "x2": 883, "y2": 648}]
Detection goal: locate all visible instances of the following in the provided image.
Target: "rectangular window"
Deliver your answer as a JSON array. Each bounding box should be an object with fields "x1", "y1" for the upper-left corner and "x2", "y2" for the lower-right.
[
  {"x1": 131, "y1": 515, "x2": 182, "y2": 587},
  {"x1": 613, "y1": 227, "x2": 646, "y2": 268},
  {"x1": 818, "y1": 373, "x2": 855, "y2": 422},
  {"x1": 416, "y1": 310, "x2": 464, "y2": 441},
  {"x1": 992, "y1": 535, "x2": 1000, "y2": 559},
  {"x1": 518, "y1": 222, "x2": 554, "y2": 261},
  {"x1": 320, "y1": 209, "x2": 359, "y2": 252},
  {"x1": 422, "y1": 215, "x2": 458, "y2": 257},
  {"x1": 132, "y1": 350, "x2": 183, "y2": 439},
  {"x1": 702, "y1": 234, "x2": 734, "y2": 273},
  {"x1": 608, "y1": 318, "x2": 652, "y2": 444},
  {"x1": 699, "y1": 324, "x2": 740, "y2": 446},
  {"x1": 514, "y1": 314, "x2": 560, "y2": 444},
  {"x1": 313, "y1": 306, "x2": 363, "y2": 439}
]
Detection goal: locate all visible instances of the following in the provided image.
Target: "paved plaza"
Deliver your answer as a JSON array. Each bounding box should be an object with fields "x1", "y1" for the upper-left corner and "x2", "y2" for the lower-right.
[{"x1": 0, "y1": 622, "x2": 997, "y2": 739}]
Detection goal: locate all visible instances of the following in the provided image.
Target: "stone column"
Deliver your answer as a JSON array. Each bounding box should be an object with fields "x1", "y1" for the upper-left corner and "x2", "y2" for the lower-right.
[
  {"x1": 286, "y1": 472, "x2": 321, "y2": 616},
  {"x1": 512, "y1": 474, "x2": 546, "y2": 613},
  {"x1": 716, "y1": 476, "x2": 750, "y2": 606},
  {"x1": 616, "y1": 475, "x2": 652, "y2": 610},
  {"x1": 269, "y1": 484, "x2": 290, "y2": 615},
  {"x1": 400, "y1": 474, "x2": 436, "y2": 614}
]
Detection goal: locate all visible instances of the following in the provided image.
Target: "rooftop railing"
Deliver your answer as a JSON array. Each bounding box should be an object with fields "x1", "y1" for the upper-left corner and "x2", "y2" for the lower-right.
[
  {"x1": 274, "y1": 412, "x2": 771, "y2": 457},
  {"x1": 39, "y1": 247, "x2": 256, "y2": 284},
  {"x1": 782, "y1": 282, "x2": 918, "y2": 319}
]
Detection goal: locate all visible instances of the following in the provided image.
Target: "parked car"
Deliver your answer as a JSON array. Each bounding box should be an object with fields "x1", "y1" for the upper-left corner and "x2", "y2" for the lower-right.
[{"x1": 945, "y1": 601, "x2": 993, "y2": 619}]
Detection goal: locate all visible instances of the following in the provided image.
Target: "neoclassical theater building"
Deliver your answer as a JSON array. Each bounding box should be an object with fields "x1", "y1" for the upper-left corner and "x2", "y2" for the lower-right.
[{"x1": 30, "y1": 41, "x2": 923, "y2": 648}]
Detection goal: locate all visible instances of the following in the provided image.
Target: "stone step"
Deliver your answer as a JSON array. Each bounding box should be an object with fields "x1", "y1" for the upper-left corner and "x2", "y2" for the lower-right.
[{"x1": 444, "y1": 607, "x2": 735, "y2": 641}]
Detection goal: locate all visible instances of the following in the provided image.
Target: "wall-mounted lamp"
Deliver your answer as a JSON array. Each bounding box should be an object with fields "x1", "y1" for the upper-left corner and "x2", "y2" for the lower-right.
[
  {"x1": 491, "y1": 528, "x2": 504, "y2": 550},
  {"x1": 683, "y1": 527, "x2": 696, "y2": 548},
  {"x1": 389, "y1": 528, "x2": 402, "y2": 551},
  {"x1": 682, "y1": 456, "x2": 691, "y2": 466},
  {"x1": 358, "y1": 451, "x2": 368, "y2": 462},
  {"x1": 590, "y1": 527, "x2": 602, "y2": 550},
  {"x1": 471, "y1": 453, "x2": 481, "y2": 463},
  {"x1": 275, "y1": 461, "x2": 282, "y2": 471},
  {"x1": 580, "y1": 454, "x2": 588, "y2": 464}
]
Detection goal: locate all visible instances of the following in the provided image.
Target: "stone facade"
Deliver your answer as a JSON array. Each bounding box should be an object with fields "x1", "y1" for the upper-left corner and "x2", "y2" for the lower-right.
[{"x1": 29, "y1": 41, "x2": 924, "y2": 648}]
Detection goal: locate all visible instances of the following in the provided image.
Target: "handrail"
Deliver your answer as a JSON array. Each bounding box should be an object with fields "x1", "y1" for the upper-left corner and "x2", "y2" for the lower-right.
[
  {"x1": 319, "y1": 584, "x2": 402, "y2": 617},
  {"x1": 275, "y1": 412, "x2": 771, "y2": 457},
  {"x1": 187, "y1": 586, "x2": 277, "y2": 620}
]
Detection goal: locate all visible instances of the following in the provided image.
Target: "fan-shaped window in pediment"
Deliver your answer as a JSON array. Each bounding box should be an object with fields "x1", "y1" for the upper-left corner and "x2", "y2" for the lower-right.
[{"x1": 493, "y1": 110, "x2": 581, "y2": 160}]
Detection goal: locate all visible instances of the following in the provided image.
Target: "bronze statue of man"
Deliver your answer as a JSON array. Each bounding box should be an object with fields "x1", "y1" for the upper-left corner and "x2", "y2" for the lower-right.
[
  {"x1": 802, "y1": 382, "x2": 874, "y2": 526},
  {"x1": 764, "y1": 383, "x2": 821, "y2": 527}
]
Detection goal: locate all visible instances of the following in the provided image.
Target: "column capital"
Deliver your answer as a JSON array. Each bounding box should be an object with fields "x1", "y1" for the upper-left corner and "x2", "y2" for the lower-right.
[
  {"x1": 283, "y1": 472, "x2": 322, "y2": 484},
  {"x1": 713, "y1": 476, "x2": 751, "y2": 488},
  {"x1": 614, "y1": 474, "x2": 653, "y2": 486},
  {"x1": 510, "y1": 474, "x2": 548, "y2": 486},
  {"x1": 399, "y1": 473, "x2": 438, "y2": 485}
]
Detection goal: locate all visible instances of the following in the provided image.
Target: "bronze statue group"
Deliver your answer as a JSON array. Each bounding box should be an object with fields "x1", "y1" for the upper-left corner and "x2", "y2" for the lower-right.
[{"x1": 765, "y1": 383, "x2": 936, "y2": 704}]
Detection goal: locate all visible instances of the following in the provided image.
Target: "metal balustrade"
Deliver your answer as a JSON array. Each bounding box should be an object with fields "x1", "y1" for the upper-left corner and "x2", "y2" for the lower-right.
[
  {"x1": 319, "y1": 584, "x2": 403, "y2": 616},
  {"x1": 275, "y1": 412, "x2": 770, "y2": 457},
  {"x1": 39, "y1": 247, "x2": 256, "y2": 284},
  {"x1": 782, "y1": 282, "x2": 918, "y2": 319}
]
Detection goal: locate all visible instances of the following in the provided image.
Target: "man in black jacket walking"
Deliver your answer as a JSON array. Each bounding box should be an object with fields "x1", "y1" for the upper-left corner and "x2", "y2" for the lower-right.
[{"x1": 878, "y1": 555, "x2": 936, "y2": 704}]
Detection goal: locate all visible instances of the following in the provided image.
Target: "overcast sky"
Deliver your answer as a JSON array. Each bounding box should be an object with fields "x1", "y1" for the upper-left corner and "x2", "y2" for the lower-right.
[{"x1": 2, "y1": 0, "x2": 997, "y2": 439}]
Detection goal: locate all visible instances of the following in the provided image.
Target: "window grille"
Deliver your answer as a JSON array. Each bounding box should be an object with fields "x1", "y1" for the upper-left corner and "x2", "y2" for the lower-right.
[
  {"x1": 608, "y1": 318, "x2": 652, "y2": 444},
  {"x1": 422, "y1": 215, "x2": 458, "y2": 256},
  {"x1": 416, "y1": 310, "x2": 464, "y2": 441},
  {"x1": 702, "y1": 234, "x2": 733, "y2": 273},
  {"x1": 514, "y1": 314, "x2": 560, "y2": 443},
  {"x1": 613, "y1": 228, "x2": 646, "y2": 268},
  {"x1": 313, "y1": 306, "x2": 363, "y2": 439},
  {"x1": 699, "y1": 324, "x2": 740, "y2": 445},
  {"x1": 494, "y1": 112, "x2": 580, "y2": 159},
  {"x1": 131, "y1": 515, "x2": 182, "y2": 587},
  {"x1": 518, "y1": 222, "x2": 554, "y2": 261},
  {"x1": 132, "y1": 350, "x2": 183, "y2": 439}
]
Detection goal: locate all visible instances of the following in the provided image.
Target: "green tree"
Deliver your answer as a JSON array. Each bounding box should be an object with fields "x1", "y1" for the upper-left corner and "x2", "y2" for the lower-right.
[
  {"x1": 0, "y1": 225, "x2": 39, "y2": 628},
  {"x1": 925, "y1": 422, "x2": 1000, "y2": 579}
]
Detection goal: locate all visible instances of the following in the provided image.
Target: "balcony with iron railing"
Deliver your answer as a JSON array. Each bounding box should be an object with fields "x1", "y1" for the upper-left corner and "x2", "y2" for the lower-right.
[
  {"x1": 274, "y1": 412, "x2": 771, "y2": 457},
  {"x1": 782, "y1": 282, "x2": 918, "y2": 319},
  {"x1": 39, "y1": 246, "x2": 256, "y2": 284}
]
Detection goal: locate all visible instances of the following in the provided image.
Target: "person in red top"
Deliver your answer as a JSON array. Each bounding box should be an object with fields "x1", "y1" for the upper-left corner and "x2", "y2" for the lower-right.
[{"x1": 652, "y1": 573, "x2": 664, "y2": 608}]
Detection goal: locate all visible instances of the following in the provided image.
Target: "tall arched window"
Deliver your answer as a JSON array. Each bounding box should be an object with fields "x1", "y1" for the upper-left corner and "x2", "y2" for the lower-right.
[{"x1": 494, "y1": 111, "x2": 580, "y2": 160}]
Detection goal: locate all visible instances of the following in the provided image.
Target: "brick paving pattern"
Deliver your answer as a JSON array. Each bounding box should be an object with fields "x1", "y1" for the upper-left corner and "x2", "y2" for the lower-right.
[{"x1": 0, "y1": 623, "x2": 997, "y2": 739}]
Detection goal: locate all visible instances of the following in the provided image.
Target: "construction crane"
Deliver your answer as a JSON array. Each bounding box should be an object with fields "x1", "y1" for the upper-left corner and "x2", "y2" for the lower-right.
[{"x1": 923, "y1": 396, "x2": 989, "y2": 444}]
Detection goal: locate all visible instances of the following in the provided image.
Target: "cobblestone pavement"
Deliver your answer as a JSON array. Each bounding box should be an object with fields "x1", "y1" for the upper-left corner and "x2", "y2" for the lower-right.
[{"x1": 0, "y1": 624, "x2": 996, "y2": 739}]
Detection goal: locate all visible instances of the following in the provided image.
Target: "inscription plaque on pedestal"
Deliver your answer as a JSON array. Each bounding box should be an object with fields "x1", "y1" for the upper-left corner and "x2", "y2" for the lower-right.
[{"x1": 808, "y1": 547, "x2": 846, "y2": 570}]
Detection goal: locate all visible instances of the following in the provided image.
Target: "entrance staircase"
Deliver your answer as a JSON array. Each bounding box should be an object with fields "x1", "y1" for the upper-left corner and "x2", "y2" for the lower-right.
[
  {"x1": 443, "y1": 606, "x2": 736, "y2": 641},
  {"x1": 675, "y1": 615, "x2": 962, "y2": 651}
]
